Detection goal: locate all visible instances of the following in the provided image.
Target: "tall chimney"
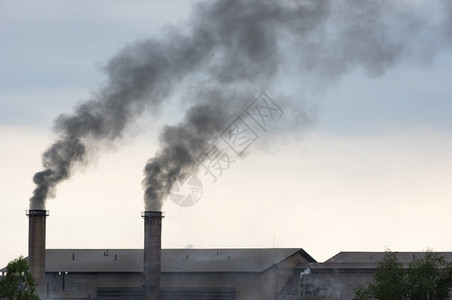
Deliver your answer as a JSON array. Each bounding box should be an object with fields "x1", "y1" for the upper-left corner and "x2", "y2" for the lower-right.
[
  {"x1": 142, "y1": 211, "x2": 164, "y2": 300},
  {"x1": 26, "y1": 209, "x2": 49, "y2": 299}
]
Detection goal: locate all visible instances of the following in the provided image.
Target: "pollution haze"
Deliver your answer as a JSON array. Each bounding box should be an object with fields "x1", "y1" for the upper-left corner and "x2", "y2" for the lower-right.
[{"x1": 1, "y1": 0, "x2": 452, "y2": 269}]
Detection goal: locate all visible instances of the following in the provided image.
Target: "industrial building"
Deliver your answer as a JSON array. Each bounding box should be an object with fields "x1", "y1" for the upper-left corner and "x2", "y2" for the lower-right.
[
  {"x1": 2, "y1": 209, "x2": 451, "y2": 299},
  {"x1": 293, "y1": 251, "x2": 452, "y2": 299},
  {"x1": 1, "y1": 248, "x2": 315, "y2": 300},
  {"x1": 3, "y1": 248, "x2": 452, "y2": 299}
]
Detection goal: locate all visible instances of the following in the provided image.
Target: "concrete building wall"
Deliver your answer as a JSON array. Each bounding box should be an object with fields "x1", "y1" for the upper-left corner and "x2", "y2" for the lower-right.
[
  {"x1": 38, "y1": 250, "x2": 312, "y2": 299},
  {"x1": 260, "y1": 253, "x2": 312, "y2": 300},
  {"x1": 278, "y1": 270, "x2": 375, "y2": 300},
  {"x1": 47, "y1": 272, "x2": 145, "y2": 299},
  {"x1": 163, "y1": 272, "x2": 261, "y2": 300},
  {"x1": 98, "y1": 272, "x2": 142, "y2": 288},
  {"x1": 42, "y1": 270, "x2": 374, "y2": 300},
  {"x1": 45, "y1": 271, "x2": 268, "y2": 300},
  {"x1": 305, "y1": 272, "x2": 374, "y2": 300},
  {"x1": 277, "y1": 254, "x2": 310, "y2": 295},
  {"x1": 260, "y1": 267, "x2": 277, "y2": 300},
  {"x1": 47, "y1": 272, "x2": 97, "y2": 299}
]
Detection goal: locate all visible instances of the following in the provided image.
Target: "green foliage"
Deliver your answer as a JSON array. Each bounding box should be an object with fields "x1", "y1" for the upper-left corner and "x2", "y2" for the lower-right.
[
  {"x1": 371, "y1": 252, "x2": 406, "y2": 300},
  {"x1": 353, "y1": 283, "x2": 372, "y2": 300},
  {"x1": 406, "y1": 252, "x2": 452, "y2": 300},
  {"x1": 352, "y1": 251, "x2": 452, "y2": 300},
  {"x1": 0, "y1": 256, "x2": 40, "y2": 300}
]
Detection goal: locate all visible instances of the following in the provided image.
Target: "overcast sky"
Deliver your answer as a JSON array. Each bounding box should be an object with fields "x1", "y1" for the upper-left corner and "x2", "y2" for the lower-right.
[{"x1": 1, "y1": 0, "x2": 452, "y2": 268}]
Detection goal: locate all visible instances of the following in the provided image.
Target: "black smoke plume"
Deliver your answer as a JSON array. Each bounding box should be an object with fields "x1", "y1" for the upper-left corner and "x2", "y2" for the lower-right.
[
  {"x1": 30, "y1": 0, "x2": 452, "y2": 210},
  {"x1": 142, "y1": 89, "x2": 250, "y2": 210}
]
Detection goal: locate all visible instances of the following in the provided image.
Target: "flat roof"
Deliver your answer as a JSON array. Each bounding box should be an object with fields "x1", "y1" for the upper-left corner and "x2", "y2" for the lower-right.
[
  {"x1": 326, "y1": 251, "x2": 452, "y2": 263},
  {"x1": 39, "y1": 248, "x2": 314, "y2": 273},
  {"x1": 296, "y1": 251, "x2": 452, "y2": 271}
]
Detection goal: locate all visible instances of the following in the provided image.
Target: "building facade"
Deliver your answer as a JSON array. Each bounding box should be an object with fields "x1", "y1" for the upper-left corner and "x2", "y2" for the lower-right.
[
  {"x1": 6, "y1": 248, "x2": 314, "y2": 300},
  {"x1": 2, "y1": 249, "x2": 452, "y2": 300},
  {"x1": 280, "y1": 251, "x2": 452, "y2": 300}
]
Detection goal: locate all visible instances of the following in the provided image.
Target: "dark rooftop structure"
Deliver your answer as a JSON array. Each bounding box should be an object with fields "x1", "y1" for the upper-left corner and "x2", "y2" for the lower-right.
[
  {"x1": 3, "y1": 249, "x2": 452, "y2": 300},
  {"x1": 1, "y1": 248, "x2": 314, "y2": 300},
  {"x1": 287, "y1": 251, "x2": 452, "y2": 299},
  {"x1": 41, "y1": 248, "x2": 315, "y2": 274}
]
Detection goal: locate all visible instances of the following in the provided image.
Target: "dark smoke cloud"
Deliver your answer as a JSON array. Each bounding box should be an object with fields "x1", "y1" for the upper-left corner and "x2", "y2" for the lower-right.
[
  {"x1": 142, "y1": 89, "x2": 250, "y2": 210},
  {"x1": 31, "y1": 0, "x2": 452, "y2": 210}
]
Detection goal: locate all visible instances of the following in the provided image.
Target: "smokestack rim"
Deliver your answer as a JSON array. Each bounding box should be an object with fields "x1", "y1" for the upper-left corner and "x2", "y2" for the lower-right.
[
  {"x1": 141, "y1": 211, "x2": 164, "y2": 218},
  {"x1": 26, "y1": 209, "x2": 49, "y2": 216}
]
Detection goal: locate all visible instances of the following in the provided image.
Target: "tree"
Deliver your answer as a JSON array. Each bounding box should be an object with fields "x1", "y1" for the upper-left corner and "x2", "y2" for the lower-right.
[
  {"x1": 406, "y1": 252, "x2": 452, "y2": 300},
  {"x1": 0, "y1": 256, "x2": 39, "y2": 300},
  {"x1": 353, "y1": 251, "x2": 406, "y2": 300},
  {"x1": 352, "y1": 251, "x2": 452, "y2": 300}
]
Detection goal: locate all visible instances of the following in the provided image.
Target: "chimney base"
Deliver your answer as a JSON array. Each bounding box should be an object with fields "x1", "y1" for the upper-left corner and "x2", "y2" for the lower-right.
[
  {"x1": 27, "y1": 209, "x2": 49, "y2": 299},
  {"x1": 142, "y1": 211, "x2": 164, "y2": 300}
]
